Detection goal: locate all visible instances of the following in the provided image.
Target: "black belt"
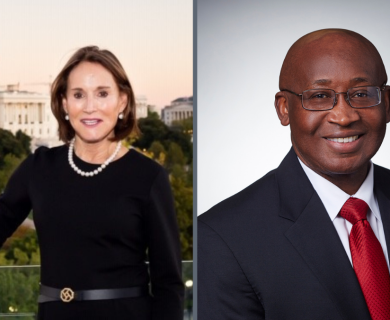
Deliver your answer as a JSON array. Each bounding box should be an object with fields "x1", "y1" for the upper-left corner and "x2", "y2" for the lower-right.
[{"x1": 38, "y1": 284, "x2": 149, "y2": 303}]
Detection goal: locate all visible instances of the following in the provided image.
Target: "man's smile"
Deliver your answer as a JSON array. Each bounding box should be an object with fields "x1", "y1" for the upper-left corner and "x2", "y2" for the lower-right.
[
  {"x1": 326, "y1": 135, "x2": 359, "y2": 143},
  {"x1": 323, "y1": 133, "x2": 365, "y2": 153}
]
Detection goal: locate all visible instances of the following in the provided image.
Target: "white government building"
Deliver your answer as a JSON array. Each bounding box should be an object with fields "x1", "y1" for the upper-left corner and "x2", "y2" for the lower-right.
[
  {"x1": 161, "y1": 96, "x2": 193, "y2": 126},
  {"x1": 0, "y1": 85, "x2": 148, "y2": 150},
  {"x1": 0, "y1": 85, "x2": 59, "y2": 150}
]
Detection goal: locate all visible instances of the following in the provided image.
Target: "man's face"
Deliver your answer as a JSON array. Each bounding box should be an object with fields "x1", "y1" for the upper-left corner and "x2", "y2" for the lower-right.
[{"x1": 280, "y1": 37, "x2": 389, "y2": 178}]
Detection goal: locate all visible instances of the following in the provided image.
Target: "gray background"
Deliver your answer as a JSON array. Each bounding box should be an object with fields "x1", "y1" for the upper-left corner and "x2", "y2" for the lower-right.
[{"x1": 198, "y1": 0, "x2": 390, "y2": 214}]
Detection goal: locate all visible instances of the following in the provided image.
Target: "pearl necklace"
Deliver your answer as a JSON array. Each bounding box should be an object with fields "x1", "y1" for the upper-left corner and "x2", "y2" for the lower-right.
[{"x1": 68, "y1": 138, "x2": 122, "y2": 177}]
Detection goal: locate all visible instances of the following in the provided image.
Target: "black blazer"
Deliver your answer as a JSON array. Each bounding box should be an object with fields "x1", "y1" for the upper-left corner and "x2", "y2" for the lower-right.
[{"x1": 198, "y1": 148, "x2": 390, "y2": 320}]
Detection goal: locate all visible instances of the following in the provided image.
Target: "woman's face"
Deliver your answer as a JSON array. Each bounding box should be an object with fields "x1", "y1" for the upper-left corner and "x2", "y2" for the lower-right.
[{"x1": 62, "y1": 61, "x2": 127, "y2": 144}]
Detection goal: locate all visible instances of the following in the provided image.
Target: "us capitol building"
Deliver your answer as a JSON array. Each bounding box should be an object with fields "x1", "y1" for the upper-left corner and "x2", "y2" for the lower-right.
[{"x1": 0, "y1": 84, "x2": 148, "y2": 151}]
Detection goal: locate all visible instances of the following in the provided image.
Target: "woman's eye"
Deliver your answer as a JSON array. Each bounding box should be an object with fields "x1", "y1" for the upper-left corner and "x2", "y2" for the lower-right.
[
  {"x1": 74, "y1": 92, "x2": 83, "y2": 99},
  {"x1": 98, "y1": 91, "x2": 108, "y2": 97}
]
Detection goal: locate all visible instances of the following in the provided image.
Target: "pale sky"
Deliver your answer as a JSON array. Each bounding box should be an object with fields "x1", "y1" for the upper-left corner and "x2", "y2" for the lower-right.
[{"x1": 0, "y1": 0, "x2": 193, "y2": 110}]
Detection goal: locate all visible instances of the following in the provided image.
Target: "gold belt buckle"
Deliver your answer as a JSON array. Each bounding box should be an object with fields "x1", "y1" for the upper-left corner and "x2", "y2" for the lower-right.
[{"x1": 60, "y1": 287, "x2": 75, "y2": 302}]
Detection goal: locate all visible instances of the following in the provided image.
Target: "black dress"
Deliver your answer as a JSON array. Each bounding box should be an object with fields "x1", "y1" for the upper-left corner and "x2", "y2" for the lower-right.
[{"x1": 0, "y1": 145, "x2": 184, "y2": 320}]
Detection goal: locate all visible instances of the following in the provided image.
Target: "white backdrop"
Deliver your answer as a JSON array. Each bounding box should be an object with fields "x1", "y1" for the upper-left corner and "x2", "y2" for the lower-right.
[{"x1": 198, "y1": 0, "x2": 390, "y2": 214}]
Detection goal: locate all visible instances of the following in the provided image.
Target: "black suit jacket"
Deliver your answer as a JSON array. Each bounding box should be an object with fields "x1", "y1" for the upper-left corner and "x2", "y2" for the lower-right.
[{"x1": 198, "y1": 148, "x2": 390, "y2": 320}]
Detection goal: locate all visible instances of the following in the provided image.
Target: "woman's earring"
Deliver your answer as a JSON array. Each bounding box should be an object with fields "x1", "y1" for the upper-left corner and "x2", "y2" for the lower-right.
[
  {"x1": 65, "y1": 114, "x2": 69, "y2": 121},
  {"x1": 118, "y1": 112, "x2": 124, "y2": 120}
]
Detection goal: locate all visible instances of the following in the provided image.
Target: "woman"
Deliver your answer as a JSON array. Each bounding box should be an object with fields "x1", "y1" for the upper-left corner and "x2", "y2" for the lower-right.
[{"x1": 0, "y1": 46, "x2": 184, "y2": 320}]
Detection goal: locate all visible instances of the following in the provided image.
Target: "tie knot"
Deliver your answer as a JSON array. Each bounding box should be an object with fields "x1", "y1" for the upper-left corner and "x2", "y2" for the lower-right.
[{"x1": 339, "y1": 197, "x2": 369, "y2": 225}]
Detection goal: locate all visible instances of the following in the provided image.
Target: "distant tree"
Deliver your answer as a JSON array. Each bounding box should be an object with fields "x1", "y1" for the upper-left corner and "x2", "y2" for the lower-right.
[
  {"x1": 170, "y1": 174, "x2": 193, "y2": 260},
  {"x1": 170, "y1": 164, "x2": 187, "y2": 182},
  {"x1": 0, "y1": 129, "x2": 30, "y2": 191},
  {"x1": 171, "y1": 116, "x2": 193, "y2": 135},
  {"x1": 0, "y1": 267, "x2": 39, "y2": 316},
  {"x1": 165, "y1": 142, "x2": 186, "y2": 170},
  {"x1": 133, "y1": 112, "x2": 192, "y2": 163},
  {"x1": 170, "y1": 117, "x2": 193, "y2": 159},
  {"x1": 15, "y1": 130, "x2": 32, "y2": 155},
  {"x1": 0, "y1": 129, "x2": 25, "y2": 167},
  {"x1": 166, "y1": 130, "x2": 192, "y2": 164},
  {"x1": 0, "y1": 230, "x2": 40, "y2": 315},
  {"x1": 132, "y1": 111, "x2": 169, "y2": 150},
  {"x1": 148, "y1": 141, "x2": 166, "y2": 166},
  {"x1": 148, "y1": 141, "x2": 165, "y2": 159},
  {"x1": 0, "y1": 251, "x2": 10, "y2": 265},
  {"x1": 186, "y1": 162, "x2": 193, "y2": 187},
  {"x1": 3, "y1": 231, "x2": 40, "y2": 266}
]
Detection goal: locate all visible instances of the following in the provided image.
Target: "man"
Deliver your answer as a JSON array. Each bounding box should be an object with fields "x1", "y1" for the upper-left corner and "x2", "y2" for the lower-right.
[{"x1": 198, "y1": 29, "x2": 390, "y2": 320}]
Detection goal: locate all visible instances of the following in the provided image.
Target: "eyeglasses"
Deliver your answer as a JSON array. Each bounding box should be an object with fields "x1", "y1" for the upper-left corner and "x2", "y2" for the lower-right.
[{"x1": 281, "y1": 85, "x2": 386, "y2": 111}]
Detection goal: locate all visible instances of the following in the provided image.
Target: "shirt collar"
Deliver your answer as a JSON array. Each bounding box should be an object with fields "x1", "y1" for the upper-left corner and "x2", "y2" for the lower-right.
[{"x1": 298, "y1": 158, "x2": 380, "y2": 222}]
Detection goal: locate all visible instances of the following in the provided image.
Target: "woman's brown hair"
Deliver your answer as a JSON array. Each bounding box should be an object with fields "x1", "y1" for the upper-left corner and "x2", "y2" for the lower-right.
[{"x1": 51, "y1": 46, "x2": 139, "y2": 142}]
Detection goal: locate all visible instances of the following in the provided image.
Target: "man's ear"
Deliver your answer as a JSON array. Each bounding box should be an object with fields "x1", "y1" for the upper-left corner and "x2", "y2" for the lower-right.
[
  {"x1": 274, "y1": 92, "x2": 290, "y2": 126},
  {"x1": 384, "y1": 86, "x2": 390, "y2": 123}
]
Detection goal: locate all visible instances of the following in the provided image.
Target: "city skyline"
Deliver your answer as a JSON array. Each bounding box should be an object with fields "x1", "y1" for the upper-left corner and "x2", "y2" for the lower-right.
[{"x1": 0, "y1": 0, "x2": 193, "y2": 110}]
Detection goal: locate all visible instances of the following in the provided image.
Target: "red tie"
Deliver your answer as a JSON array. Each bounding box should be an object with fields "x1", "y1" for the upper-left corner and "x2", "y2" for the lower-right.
[{"x1": 339, "y1": 197, "x2": 390, "y2": 319}]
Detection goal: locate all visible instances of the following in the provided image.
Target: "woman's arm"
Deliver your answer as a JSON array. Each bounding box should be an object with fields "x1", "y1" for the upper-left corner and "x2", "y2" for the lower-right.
[
  {"x1": 0, "y1": 155, "x2": 33, "y2": 247},
  {"x1": 145, "y1": 168, "x2": 184, "y2": 320}
]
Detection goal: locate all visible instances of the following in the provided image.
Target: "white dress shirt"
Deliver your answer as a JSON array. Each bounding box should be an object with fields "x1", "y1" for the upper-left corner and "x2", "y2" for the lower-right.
[{"x1": 298, "y1": 158, "x2": 389, "y2": 270}]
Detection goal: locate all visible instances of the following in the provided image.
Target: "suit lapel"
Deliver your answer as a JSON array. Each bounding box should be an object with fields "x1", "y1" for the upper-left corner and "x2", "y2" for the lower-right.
[
  {"x1": 276, "y1": 148, "x2": 371, "y2": 320},
  {"x1": 374, "y1": 165, "x2": 390, "y2": 258}
]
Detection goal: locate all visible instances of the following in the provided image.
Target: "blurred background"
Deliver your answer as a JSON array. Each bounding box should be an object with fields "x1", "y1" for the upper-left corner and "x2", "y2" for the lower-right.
[{"x1": 198, "y1": 0, "x2": 390, "y2": 214}]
